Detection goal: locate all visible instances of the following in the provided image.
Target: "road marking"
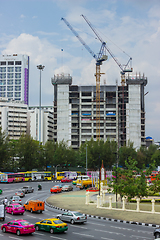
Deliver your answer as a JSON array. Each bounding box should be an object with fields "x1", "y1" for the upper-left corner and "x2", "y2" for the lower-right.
[
  {"x1": 130, "y1": 235, "x2": 152, "y2": 239},
  {"x1": 9, "y1": 236, "x2": 23, "y2": 240},
  {"x1": 95, "y1": 229, "x2": 125, "y2": 236},
  {"x1": 101, "y1": 237, "x2": 115, "y2": 240},
  {"x1": 34, "y1": 232, "x2": 45, "y2": 235},
  {"x1": 26, "y1": 214, "x2": 37, "y2": 218},
  {"x1": 73, "y1": 232, "x2": 94, "y2": 238},
  {"x1": 89, "y1": 222, "x2": 105, "y2": 226},
  {"x1": 50, "y1": 236, "x2": 67, "y2": 240},
  {"x1": 70, "y1": 224, "x2": 87, "y2": 229}
]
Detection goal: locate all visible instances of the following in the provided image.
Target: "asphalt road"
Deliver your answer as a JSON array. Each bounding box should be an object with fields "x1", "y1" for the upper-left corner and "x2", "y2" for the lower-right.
[{"x1": 0, "y1": 181, "x2": 156, "y2": 240}]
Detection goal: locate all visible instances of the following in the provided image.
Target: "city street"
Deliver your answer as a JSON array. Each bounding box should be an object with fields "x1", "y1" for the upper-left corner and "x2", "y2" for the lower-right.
[{"x1": 0, "y1": 181, "x2": 155, "y2": 240}]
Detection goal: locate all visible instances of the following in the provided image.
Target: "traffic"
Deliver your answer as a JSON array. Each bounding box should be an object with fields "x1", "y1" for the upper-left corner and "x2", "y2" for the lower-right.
[{"x1": 0, "y1": 174, "x2": 158, "y2": 240}]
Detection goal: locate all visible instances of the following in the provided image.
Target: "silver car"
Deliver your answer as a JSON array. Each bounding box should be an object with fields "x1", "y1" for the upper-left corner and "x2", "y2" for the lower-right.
[
  {"x1": 8, "y1": 196, "x2": 22, "y2": 205},
  {"x1": 62, "y1": 185, "x2": 73, "y2": 191},
  {"x1": 57, "y1": 211, "x2": 87, "y2": 224}
]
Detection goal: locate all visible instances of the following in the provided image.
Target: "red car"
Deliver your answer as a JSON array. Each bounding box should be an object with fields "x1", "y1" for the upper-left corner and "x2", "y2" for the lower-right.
[
  {"x1": 61, "y1": 177, "x2": 72, "y2": 183},
  {"x1": 6, "y1": 203, "x2": 25, "y2": 215},
  {"x1": 1, "y1": 219, "x2": 35, "y2": 236},
  {"x1": 50, "y1": 185, "x2": 62, "y2": 193}
]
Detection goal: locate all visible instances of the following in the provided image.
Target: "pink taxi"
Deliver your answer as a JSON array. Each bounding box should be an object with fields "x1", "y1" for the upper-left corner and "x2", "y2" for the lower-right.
[
  {"x1": 1, "y1": 219, "x2": 35, "y2": 236},
  {"x1": 6, "y1": 203, "x2": 25, "y2": 215}
]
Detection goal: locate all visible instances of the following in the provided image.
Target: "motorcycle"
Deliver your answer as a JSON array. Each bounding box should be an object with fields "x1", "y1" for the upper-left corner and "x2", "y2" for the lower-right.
[{"x1": 38, "y1": 185, "x2": 42, "y2": 191}]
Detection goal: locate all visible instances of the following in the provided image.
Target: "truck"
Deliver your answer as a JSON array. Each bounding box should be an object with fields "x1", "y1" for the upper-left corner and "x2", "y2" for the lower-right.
[
  {"x1": 76, "y1": 175, "x2": 93, "y2": 189},
  {"x1": 24, "y1": 200, "x2": 45, "y2": 213},
  {"x1": 0, "y1": 204, "x2": 5, "y2": 221}
]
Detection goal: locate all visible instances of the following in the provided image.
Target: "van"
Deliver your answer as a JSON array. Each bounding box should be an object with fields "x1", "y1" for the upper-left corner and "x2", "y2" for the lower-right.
[{"x1": 24, "y1": 200, "x2": 45, "y2": 213}]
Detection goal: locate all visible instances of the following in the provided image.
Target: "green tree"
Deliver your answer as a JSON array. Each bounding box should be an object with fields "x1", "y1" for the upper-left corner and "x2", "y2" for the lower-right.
[
  {"x1": 118, "y1": 141, "x2": 137, "y2": 168},
  {"x1": 0, "y1": 128, "x2": 10, "y2": 171}
]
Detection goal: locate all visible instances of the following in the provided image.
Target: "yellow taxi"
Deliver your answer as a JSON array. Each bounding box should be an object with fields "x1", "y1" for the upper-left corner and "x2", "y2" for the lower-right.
[{"x1": 34, "y1": 218, "x2": 68, "y2": 234}]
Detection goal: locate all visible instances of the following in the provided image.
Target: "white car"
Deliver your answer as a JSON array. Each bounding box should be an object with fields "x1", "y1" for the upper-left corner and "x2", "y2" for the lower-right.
[
  {"x1": 9, "y1": 196, "x2": 22, "y2": 205},
  {"x1": 57, "y1": 211, "x2": 87, "y2": 224}
]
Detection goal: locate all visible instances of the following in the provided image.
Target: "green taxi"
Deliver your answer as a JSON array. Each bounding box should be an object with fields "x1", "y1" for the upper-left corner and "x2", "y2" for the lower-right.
[{"x1": 35, "y1": 218, "x2": 68, "y2": 233}]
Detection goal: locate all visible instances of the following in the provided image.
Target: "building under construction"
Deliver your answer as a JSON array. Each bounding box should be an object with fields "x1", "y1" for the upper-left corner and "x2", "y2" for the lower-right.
[{"x1": 51, "y1": 73, "x2": 147, "y2": 150}]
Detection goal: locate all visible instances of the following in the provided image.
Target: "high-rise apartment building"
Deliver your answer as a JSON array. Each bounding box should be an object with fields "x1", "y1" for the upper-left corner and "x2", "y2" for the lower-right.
[
  {"x1": 28, "y1": 107, "x2": 54, "y2": 144},
  {"x1": 0, "y1": 54, "x2": 29, "y2": 105},
  {"x1": 52, "y1": 73, "x2": 147, "y2": 150},
  {"x1": 0, "y1": 97, "x2": 28, "y2": 140}
]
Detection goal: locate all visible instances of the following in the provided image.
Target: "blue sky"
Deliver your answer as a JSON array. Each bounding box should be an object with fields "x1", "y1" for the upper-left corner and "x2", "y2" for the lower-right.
[{"x1": 0, "y1": 0, "x2": 160, "y2": 142}]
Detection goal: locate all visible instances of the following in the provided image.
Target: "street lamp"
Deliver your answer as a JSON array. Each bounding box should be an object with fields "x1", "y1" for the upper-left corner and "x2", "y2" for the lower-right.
[{"x1": 37, "y1": 65, "x2": 45, "y2": 143}]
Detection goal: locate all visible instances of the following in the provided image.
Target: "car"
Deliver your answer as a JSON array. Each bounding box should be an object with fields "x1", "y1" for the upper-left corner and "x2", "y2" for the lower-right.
[
  {"x1": 154, "y1": 227, "x2": 160, "y2": 238},
  {"x1": 15, "y1": 190, "x2": 25, "y2": 198},
  {"x1": 61, "y1": 177, "x2": 72, "y2": 183},
  {"x1": 72, "y1": 180, "x2": 77, "y2": 185},
  {"x1": 50, "y1": 186, "x2": 62, "y2": 193},
  {"x1": 8, "y1": 196, "x2": 22, "y2": 205},
  {"x1": 24, "y1": 200, "x2": 45, "y2": 213},
  {"x1": 1, "y1": 219, "x2": 35, "y2": 236},
  {"x1": 57, "y1": 211, "x2": 87, "y2": 224},
  {"x1": 62, "y1": 184, "x2": 73, "y2": 191},
  {"x1": 20, "y1": 186, "x2": 34, "y2": 194},
  {"x1": 6, "y1": 203, "x2": 25, "y2": 215},
  {"x1": 35, "y1": 218, "x2": 68, "y2": 233},
  {"x1": 0, "y1": 189, "x2": 2, "y2": 194}
]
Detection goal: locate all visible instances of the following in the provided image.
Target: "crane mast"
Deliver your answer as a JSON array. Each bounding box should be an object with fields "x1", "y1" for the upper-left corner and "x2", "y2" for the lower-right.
[{"x1": 61, "y1": 17, "x2": 107, "y2": 140}]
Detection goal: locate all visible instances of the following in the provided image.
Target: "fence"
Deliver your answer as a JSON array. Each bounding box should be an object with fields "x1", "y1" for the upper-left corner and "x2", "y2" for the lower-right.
[{"x1": 85, "y1": 182, "x2": 160, "y2": 214}]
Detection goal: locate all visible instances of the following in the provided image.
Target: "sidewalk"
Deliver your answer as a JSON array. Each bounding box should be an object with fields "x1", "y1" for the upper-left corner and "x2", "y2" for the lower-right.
[{"x1": 46, "y1": 190, "x2": 160, "y2": 226}]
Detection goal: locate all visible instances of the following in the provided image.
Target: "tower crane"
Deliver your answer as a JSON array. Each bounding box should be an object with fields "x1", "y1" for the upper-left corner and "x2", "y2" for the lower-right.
[
  {"x1": 81, "y1": 14, "x2": 133, "y2": 85},
  {"x1": 61, "y1": 17, "x2": 108, "y2": 140}
]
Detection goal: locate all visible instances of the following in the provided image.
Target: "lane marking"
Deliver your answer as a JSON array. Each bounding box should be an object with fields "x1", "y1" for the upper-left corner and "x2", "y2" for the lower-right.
[
  {"x1": 9, "y1": 236, "x2": 23, "y2": 240},
  {"x1": 101, "y1": 238, "x2": 115, "y2": 240},
  {"x1": 50, "y1": 236, "x2": 67, "y2": 240},
  {"x1": 130, "y1": 235, "x2": 152, "y2": 239},
  {"x1": 72, "y1": 232, "x2": 94, "y2": 238},
  {"x1": 89, "y1": 222, "x2": 105, "y2": 226},
  {"x1": 95, "y1": 229, "x2": 125, "y2": 236},
  {"x1": 34, "y1": 232, "x2": 45, "y2": 235}
]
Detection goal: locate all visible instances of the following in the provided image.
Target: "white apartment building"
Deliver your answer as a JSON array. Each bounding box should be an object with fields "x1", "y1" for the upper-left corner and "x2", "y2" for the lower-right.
[
  {"x1": 0, "y1": 97, "x2": 28, "y2": 140},
  {"x1": 52, "y1": 73, "x2": 147, "y2": 150},
  {"x1": 0, "y1": 54, "x2": 29, "y2": 105},
  {"x1": 28, "y1": 107, "x2": 54, "y2": 144}
]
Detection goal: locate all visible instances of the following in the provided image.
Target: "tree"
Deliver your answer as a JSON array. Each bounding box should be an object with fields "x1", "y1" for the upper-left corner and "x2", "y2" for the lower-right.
[
  {"x1": 118, "y1": 141, "x2": 137, "y2": 168},
  {"x1": 0, "y1": 128, "x2": 10, "y2": 171}
]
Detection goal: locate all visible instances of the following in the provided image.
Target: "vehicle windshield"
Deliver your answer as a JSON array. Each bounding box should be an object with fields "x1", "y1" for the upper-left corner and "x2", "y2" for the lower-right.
[
  {"x1": 20, "y1": 221, "x2": 30, "y2": 226},
  {"x1": 14, "y1": 204, "x2": 22, "y2": 207},
  {"x1": 53, "y1": 220, "x2": 63, "y2": 224},
  {"x1": 74, "y1": 212, "x2": 83, "y2": 216}
]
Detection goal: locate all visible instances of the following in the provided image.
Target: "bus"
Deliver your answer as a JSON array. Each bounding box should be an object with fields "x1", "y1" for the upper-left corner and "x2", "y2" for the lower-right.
[
  {"x1": 0, "y1": 173, "x2": 25, "y2": 183},
  {"x1": 21, "y1": 171, "x2": 53, "y2": 181},
  {"x1": 56, "y1": 171, "x2": 81, "y2": 181}
]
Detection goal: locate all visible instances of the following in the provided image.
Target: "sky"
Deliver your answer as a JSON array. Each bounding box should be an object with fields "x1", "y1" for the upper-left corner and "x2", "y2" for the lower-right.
[{"x1": 0, "y1": 0, "x2": 160, "y2": 142}]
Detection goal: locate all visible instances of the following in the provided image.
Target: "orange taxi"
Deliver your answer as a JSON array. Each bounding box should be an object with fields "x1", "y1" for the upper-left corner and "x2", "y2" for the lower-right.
[{"x1": 50, "y1": 185, "x2": 62, "y2": 193}]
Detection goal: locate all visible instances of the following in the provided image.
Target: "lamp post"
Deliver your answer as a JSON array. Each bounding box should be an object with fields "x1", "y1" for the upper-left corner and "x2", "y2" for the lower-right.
[
  {"x1": 86, "y1": 144, "x2": 87, "y2": 175},
  {"x1": 37, "y1": 65, "x2": 45, "y2": 143}
]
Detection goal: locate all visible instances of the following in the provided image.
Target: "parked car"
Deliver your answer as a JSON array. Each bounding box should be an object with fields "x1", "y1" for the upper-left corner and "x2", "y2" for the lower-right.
[
  {"x1": 20, "y1": 186, "x2": 34, "y2": 194},
  {"x1": 154, "y1": 227, "x2": 160, "y2": 238},
  {"x1": 62, "y1": 184, "x2": 73, "y2": 191},
  {"x1": 57, "y1": 211, "x2": 87, "y2": 224},
  {"x1": 1, "y1": 219, "x2": 35, "y2": 236},
  {"x1": 61, "y1": 177, "x2": 72, "y2": 183},
  {"x1": 24, "y1": 200, "x2": 45, "y2": 213},
  {"x1": 6, "y1": 203, "x2": 25, "y2": 215},
  {"x1": 8, "y1": 196, "x2": 22, "y2": 205},
  {"x1": 50, "y1": 186, "x2": 62, "y2": 193},
  {"x1": 35, "y1": 218, "x2": 68, "y2": 233},
  {"x1": 15, "y1": 190, "x2": 25, "y2": 198}
]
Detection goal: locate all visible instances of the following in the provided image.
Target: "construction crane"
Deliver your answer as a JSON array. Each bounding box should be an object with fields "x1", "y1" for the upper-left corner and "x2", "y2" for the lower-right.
[
  {"x1": 81, "y1": 15, "x2": 133, "y2": 147},
  {"x1": 61, "y1": 17, "x2": 108, "y2": 140},
  {"x1": 81, "y1": 14, "x2": 133, "y2": 85}
]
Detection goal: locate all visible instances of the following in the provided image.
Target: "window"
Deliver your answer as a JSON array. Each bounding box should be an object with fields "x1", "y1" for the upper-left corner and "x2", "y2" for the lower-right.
[
  {"x1": 0, "y1": 67, "x2": 6, "y2": 72},
  {"x1": 7, "y1": 86, "x2": 13, "y2": 91},
  {"x1": 15, "y1": 61, "x2": 21, "y2": 65},
  {"x1": 0, "y1": 80, "x2": 6, "y2": 85},
  {"x1": 15, "y1": 79, "x2": 21, "y2": 85},
  {"x1": 15, "y1": 73, "x2": 21, "y2": 78},
  {"x1": 8, "y1": 61, "x2": 14, "y2": 65},
  {"x1": 7, "y1": 73, "x2": 13, "y2": 78},
  {"x1": 0, "y1": 73, "x2": 6, "y2": 79},
  {"x1": 7, "y1": 92, "x2": 13, "y2": 97},
  {"x1": 0, "y1": 62, "x2": 6, "y2": 65},
  {"x1": 15, "y1": 86, "x2": 21, "y2": 91},
  {"x1": 15, "y1": 92, "x2": 21, "y2": 97},
  {"x1": 0, "y1": 86, "x2": 6, "y2": 91},
  {"x1": 7, "y1": 79, "x2": 13, "y2": 85},
  {"x1": 8, "y1": 67, "x2": 14, "y2": 72},
  {"x1": 15, "y1": 67, "x2": 21, "y2": 72},
  {"x1": 0, "y1": 92, "x2": 5, "y2": 97}
]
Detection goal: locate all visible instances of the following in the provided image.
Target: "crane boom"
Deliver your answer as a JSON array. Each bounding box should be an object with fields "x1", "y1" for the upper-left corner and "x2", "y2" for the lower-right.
[
  {"x1": 81, "y1": 14, "x2": 132, "y2": 74},
  {"x1": 61, "y1": 17, "x2": 97, "y2": 60}
]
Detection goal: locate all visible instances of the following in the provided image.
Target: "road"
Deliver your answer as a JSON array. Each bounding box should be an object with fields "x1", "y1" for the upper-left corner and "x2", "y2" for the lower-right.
[{"x1": 0, "y1": 181, "x2": 155, "y2": 240}]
